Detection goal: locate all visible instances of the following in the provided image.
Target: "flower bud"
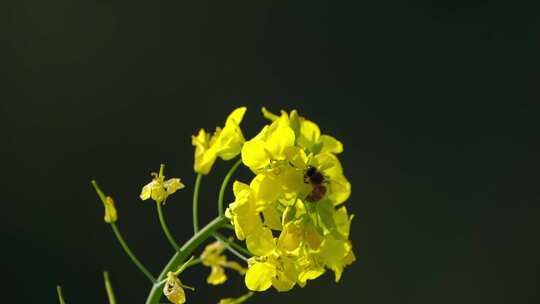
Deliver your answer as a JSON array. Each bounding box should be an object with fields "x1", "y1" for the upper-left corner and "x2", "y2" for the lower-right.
[{"x1": 103, "y1": 196, "x2": 118, "y2": 223}]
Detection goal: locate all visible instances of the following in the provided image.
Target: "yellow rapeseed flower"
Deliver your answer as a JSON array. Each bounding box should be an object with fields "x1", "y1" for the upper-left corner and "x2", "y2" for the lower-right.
[
  {"x1": 140, "y1": 165, "x2": 184, "y2": 204},
  {"x1": 260, "y1": 107, "x2": 343, "y2": 155},
  {"x1": 241, "y1": 114, "x2": 296, "y2": 171},
  {"x1": 192, "y1": 107, "x2": 247, "y2": 174},
  {"x1": 163, "y1": 272, "x2": 188, "y2": 304},
  {"x1": 225, "y1": 181, "x2": 264, "y2": 240}
]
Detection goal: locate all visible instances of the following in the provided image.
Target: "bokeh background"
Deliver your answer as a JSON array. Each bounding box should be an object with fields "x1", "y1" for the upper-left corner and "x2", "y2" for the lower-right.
[{"x1": 3, "y1": 1, "x2": 539, "y2": 303}]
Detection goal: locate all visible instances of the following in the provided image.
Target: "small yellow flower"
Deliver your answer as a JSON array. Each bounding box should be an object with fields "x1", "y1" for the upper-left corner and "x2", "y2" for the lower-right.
[
  {"x1": 163, "y1": 272, "x2": 188, "y2": 304},
  {"x1": 241, "y1": 122, "x2": 296, "y2": 171},
  {"x1": 260, "y1": 107, "x2": 343, "y2": 155},
  {"x1": 317, "y1": 237, "x2": 355, "y2": 282},
  {"x1": 225, "y1": 181, "x2": 264, "y2": 240},
  {"x1": 140, "y1": 165, "x2": 184, "y2": 204},
  {"x1": 192, "y1": 107, "x2": 247, "y2": 174},
  {"x1": 200, "y1": 241, "x2": 247, "y2": 285}
]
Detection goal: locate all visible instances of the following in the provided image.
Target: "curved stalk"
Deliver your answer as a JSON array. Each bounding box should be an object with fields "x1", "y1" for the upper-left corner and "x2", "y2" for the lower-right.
[
  {"x1": 111, "y1": 223, "x2": 156, "y2": 283},
  {"x1": 145, "y1": 216, "x2": 228, "y2": 304},
  {"x1": 156, "y1": 201, "x2": 181, "y2": 252},
  {"x1": 218, "y1": 159, "x2": 242, "y2": 215}
]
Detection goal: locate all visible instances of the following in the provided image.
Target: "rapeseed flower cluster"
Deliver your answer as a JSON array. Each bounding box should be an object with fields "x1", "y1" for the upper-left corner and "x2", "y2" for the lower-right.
[
  {"x1": 217, "y1": 107, "x2": 355, "y2": 293},
  {"x1": 87, "y1": 106, "x2": 354, "y2": 304}
]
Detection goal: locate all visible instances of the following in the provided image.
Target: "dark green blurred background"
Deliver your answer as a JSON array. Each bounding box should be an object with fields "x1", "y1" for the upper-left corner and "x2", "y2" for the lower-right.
[{"x1": 3, "y1": 0, "x2": 539, "y2": 303}]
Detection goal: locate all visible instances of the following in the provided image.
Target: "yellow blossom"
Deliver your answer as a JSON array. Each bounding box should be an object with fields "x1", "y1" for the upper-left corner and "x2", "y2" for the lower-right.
[
  {"x1": 260, "y1": 107, "x2": 343, "y2": 155},
  {"x1": 245, "y1": 261, "x2": 276, "y2": 291},
  {"x1": 241, "y1": 114, "x2": 296, "y2": 171},
  {"x1": 140, "y1": 165, "x2": 184, "y2": 203},
  {"x1": 225, "y1": 181, "x2": 264, "y2": 240},
  {"x1": 317, "y1": 237, "x2": 355, "y2": 282},
  {"x1": 163, "y1": 272, "x2": 187, "y2": 304},
  {"x1": 192, "y1": 107, "x2": 247, "y2": 174}
]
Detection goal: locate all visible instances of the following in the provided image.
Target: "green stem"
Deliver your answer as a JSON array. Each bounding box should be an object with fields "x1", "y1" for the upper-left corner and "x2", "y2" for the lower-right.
[
  {"x1": 103, "y1": 271, "x2": 117, "y2": 304},
  {"x1": 156, "y1": 257, "x2": 202, "y2": 286},
  {"x1": 192, "y1": 174, "x2": 202, "y2": 233},
  {"x1": 214, "y1": 232, "x2": 252, "y2": 258},
  {"x1": 56, "y1": 285, "x2": 66, "y2": 304},
  {"x1": 218, "y1": 159, "x2": 242, "y2": 216},
  {"x1": 110, "y1": 223, "x2": 156, "y2": 283},
  {"x1": 156, "y1": 201, "x2": 181, "y2": 252},
  {"x1": 145, "y1": 216, "x2": 228, "y2": 304}
]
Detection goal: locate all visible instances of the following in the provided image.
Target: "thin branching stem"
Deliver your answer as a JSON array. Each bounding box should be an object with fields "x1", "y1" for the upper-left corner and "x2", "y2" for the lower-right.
[
  {"x1": 110, "y1": 223, "x2": 156, "y2": 283},
  {"x1": 156, "y1": 201, "x2": 181, "y2": 252},
  {"x1": 214, "y1": 232, "x2": 252, "y2": 258},
  {"x1": 192, "y1": 174, "x2": 202, "y2": 233}
]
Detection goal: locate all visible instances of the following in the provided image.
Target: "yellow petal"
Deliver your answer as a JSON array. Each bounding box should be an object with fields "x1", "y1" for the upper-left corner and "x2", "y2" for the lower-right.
[
  {"x1": 246, "y1": 227, "x2": 276, "y2": 256},
  {"x1": 164, "y1": 178, "x2": 185, "y2": 195},
  {"x1": 334, "y1": 206, "x2": 353, "y2": 239},
  {"x1": 192, "y1": 129, "x2": 218, "y2": 175},
  {"x1": 232, "y1": 181, "x2": 251, "y2": 197},
  {"x1": 303, "y1": 222, "x2": 324, "y2": 250},
  {"x1": 318, "y1": 237, "x2": 351, "y2": 282},
  {"x1": 328, "y1": 175, "x2": 351, "y2": 205},
  {"x1": 241, "y1": 139, "x2": 270, "y2": 170},
  {"x1": 194, "y1": 145, "x2": 218, "y2": 175},
  {"x1": 277, "y1": 222, "x2": 302, "y2": 252},
  {"x1": 271, "y1": 258, "x2": 298, "y2": 292},
  {"x1": 261, "y1": 204, "x2": 282, "y2": 231},
  {"x1": 319, "y1": 135, "x2": 343, "y2": 154},
  {"x1": 298, "y1": 120, "x2": 321, "y2": 150},
  {"x1": 226, "y1": 107, "x2": 247, "y2": 125},
  {"x1": 139, "y1": 181, "x2": 154, "y2": 200},
  {"x1": 264, "y1": 127, "x2": 295, "y2": 160},
  {"x1": 245, "y1": 263, "x2": 276, "y2": 291},
  {"x1": 216, "y1": 117, "x2": 245, "y2": 160},
  {"x1": 250, "y1": 174, "x2": 281, "y2": 209},
  {"x1": 298, "y1": 268, "x2": 325, "y2": 286}
]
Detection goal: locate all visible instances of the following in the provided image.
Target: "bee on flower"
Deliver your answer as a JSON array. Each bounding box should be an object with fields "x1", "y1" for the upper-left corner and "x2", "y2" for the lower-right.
[{"x1": 226, "y1": 107, "x2": 356, "y2": 293}]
